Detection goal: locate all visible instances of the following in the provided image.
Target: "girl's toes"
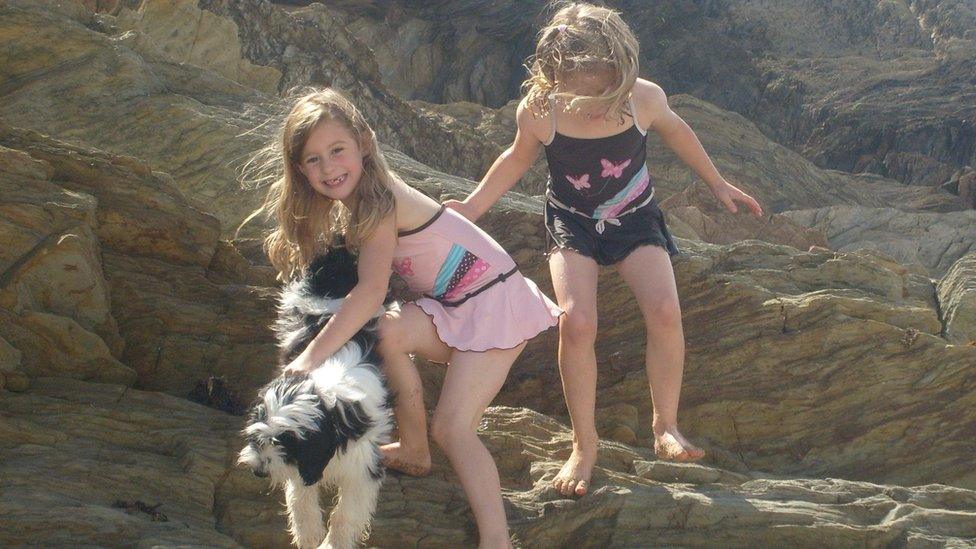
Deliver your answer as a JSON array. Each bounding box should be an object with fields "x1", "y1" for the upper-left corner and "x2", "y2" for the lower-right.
[{"x1": 575, "y1": 479, "x2": 588, "y2": 496}]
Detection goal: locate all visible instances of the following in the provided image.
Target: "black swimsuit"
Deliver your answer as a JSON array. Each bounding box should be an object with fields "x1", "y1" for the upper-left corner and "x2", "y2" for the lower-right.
[{"x1": 543, "y1": 97, "x2": 679, "y2": 265}]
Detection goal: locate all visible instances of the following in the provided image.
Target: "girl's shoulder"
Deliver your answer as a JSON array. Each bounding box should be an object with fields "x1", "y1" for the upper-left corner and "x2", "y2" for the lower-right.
[
  {"x1": 515, "y1": 96, "x2": 551, "y2": 144},
  {"x1": 631, "y1": 79, "x2": 667, "y2": 108},
  {"x1": 630, "y1": 79, "x2": 669, "y2": 129},
  {"x1": 390, "y1": 179, "x2": 443, "y2": 231}
]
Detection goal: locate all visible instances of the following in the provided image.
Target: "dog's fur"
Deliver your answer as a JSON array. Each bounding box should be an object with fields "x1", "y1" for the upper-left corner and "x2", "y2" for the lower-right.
[{"x1": 239, "y1": 247, "x2": 394, "y2": 549}]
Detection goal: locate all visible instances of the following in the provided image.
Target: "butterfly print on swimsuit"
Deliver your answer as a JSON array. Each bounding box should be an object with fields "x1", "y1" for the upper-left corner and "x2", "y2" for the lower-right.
[
  {"x1": 600, "y1": 158, "x2": 631, "y2": 179},
  {"x1": 566, "y1": 173, "x2": 590, "y2": 191},
  {"x1": 392, "y1": 257, "x2": 414, "y2": 277}
]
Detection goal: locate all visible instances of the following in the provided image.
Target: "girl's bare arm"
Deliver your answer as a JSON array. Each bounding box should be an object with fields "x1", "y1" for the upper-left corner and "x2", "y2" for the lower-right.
[
  {"x1": 640, "y1": 81, "x2": 763, "y2": 216},
  {"x1": 283, "y1": 214, "x2": 397, "y2": 373},
  {"x1": 450, "y1": 100, "x2": 544, "y2": 221}
]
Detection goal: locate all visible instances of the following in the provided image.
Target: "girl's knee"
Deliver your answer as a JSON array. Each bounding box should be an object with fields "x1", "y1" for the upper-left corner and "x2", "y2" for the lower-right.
[
  {"x1": 429, "y1": 414, "x2": 470, "y2": 448},
  {"x1": 376, "y1": 312, "x2": 406, "y2": 354},
  {"x1": 644, "y1": 295, "x2": 682, "y2": 328},
  {"x1": 560, "y1": 307, "x2": 598, "y2": 345}
]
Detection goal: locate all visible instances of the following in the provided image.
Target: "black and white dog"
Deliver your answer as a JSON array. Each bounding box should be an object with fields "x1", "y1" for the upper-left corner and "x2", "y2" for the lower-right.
[{"x1": 239, "y1": 247, "x2": 394, "y2": 549}]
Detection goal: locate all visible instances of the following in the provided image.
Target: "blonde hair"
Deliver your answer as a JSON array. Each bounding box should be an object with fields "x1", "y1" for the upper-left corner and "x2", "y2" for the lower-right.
[
  {"x1": 523, "y1": 2, "x2": 640, "y2": 123},
  {"x1": 240, "y1": 88, "x2": 396, "y2": 280}
]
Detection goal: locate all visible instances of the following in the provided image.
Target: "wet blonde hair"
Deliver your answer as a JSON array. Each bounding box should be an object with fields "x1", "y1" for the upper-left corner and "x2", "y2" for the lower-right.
[
  {"x1": 523, "y1": 2, "x2": 640, "y2": 123},
  {"x1": 240, "y1": 88, "x2": 396, "y2": 280}
]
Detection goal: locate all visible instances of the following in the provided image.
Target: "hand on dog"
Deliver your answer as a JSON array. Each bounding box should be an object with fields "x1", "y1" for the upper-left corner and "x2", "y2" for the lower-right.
[{"x1": 282, "y1": 351, "x2": 318, "y2": 376}]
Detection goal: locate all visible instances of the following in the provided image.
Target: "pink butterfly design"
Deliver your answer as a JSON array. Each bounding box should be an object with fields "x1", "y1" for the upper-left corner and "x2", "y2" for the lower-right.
[
  {"x1": 566, "y1": 173, "x2": 590, "y2": 191},
  {"x1": 392, "y1": 257, "x2": 414, "y2": 277},
  {"x1": 600, "y1": 158, "x2": 631, "y2": 179}
]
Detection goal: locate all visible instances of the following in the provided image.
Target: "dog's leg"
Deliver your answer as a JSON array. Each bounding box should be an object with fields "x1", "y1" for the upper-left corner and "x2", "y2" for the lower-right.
[
  {"x1": 321, "y1": 458, "x2": 382, "y2": 549},
  {"x1": 285, "y1": 478, "x2": 326, "y2": 549}
]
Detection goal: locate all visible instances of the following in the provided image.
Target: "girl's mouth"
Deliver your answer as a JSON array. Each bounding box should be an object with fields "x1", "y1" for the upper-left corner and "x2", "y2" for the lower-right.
[{"x1": 325, "y1": 174, "x2": 347, "y2": 187}]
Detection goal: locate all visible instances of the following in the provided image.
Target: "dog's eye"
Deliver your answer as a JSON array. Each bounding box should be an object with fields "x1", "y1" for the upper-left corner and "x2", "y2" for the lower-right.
[{"x1": 270, "y1": 437, "x2": 280, "y2": 446}]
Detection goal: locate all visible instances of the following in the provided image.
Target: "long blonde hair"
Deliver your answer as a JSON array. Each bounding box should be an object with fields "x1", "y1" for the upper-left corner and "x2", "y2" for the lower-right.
[
  {"x1": 523, "y1": 2, "x2": 640, "y2": 123},
  {"x1": 240, "y1": 88, "x2": 396, "y2": 280}
]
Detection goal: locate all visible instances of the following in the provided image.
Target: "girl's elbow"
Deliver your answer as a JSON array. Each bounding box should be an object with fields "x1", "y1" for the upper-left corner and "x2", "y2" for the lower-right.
[{"x1": 504, "y1": 146, "x2": 535, "y2": 170}]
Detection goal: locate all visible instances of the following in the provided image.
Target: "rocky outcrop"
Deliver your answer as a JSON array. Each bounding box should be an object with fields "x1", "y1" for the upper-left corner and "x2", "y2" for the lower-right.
[
  {"x1": 659, "y1": 182, "x2": 828, "y2": 251},
  {"x1": 4, "y1": 379, "x2": 976, "y2": 548},
  {"x1": 288, "y1": 0, "x2": 976, "y2": 192},
  {"x1": 3, "y1": 2, "x2": 976, "y2": 547},
  {"x1": 0, "y1": 126, "x2": 278, "y2": 396},
  {"x1": 937, "y1": 252, "x2": 976, "y2": 344},
  {"x1": 782, "y1": 206, "x2": 976, "y2": 277},
  {"x1": 0, "y1": 1, "x2": 511, "y2": 236}
]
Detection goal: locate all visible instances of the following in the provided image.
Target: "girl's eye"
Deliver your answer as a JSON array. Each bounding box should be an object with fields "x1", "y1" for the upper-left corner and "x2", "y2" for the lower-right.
[
  {"x1": 305, "y1": 156, "x2": 318, "y2": 164},
  {"x1": 331, "y1": 148, "x2": 344, "y2": 155}
]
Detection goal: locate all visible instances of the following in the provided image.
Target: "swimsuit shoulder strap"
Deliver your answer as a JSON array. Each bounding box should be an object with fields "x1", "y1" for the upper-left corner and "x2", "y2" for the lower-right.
[{"x1": 628, "y1": 95, "x2": 647, "y2": 137}]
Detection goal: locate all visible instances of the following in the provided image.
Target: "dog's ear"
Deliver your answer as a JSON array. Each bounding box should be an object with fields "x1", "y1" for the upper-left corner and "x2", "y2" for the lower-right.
[{"x1": 276, "y1": 416, "x2": 341, "y2": 486}]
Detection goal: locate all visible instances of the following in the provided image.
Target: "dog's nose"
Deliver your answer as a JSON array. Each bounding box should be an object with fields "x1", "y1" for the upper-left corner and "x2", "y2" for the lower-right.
[{"x1": 254, "y1": 469, "x2": 269, "y2": 478}]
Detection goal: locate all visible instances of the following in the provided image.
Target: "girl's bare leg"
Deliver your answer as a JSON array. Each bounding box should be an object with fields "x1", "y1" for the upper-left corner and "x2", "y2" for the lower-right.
[
  {"x1": 376, "y1": 303, "x2": 452, "y2": 476},
  {"x1": 548, "y1": 248, "x2": 601, "y2": 497},
  {"x1": 429, "y1": 343, "x2": 525, "y2": 549},
  {"x1": 616, "y1": 245, "x2": 704, "y2": 461}
]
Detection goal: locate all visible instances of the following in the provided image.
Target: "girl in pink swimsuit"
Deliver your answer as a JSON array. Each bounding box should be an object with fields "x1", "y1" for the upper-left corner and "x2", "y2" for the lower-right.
[
  {"x1": 393, "y1": 205, "x2": 556, "y2": 351},
  {"x1": 246, "y1": 88, "x2": 560, "y2": 548}
]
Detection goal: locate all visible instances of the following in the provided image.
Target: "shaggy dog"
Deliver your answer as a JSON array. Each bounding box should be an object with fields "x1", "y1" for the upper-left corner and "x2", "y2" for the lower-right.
[{"x1": 239, "y1": 247, "x2": 394, "y2": 549}]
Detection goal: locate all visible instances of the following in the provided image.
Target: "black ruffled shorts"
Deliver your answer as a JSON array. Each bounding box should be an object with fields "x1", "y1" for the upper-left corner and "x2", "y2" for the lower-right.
[{"x1": 544, "y1": 197, "x2": 680, "y2": 266}]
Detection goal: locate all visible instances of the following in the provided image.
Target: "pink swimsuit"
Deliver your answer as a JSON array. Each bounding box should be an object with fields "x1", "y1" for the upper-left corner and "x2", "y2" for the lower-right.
[{"x1": 393, "y1": 206, "x2": 562, "y2": 352}]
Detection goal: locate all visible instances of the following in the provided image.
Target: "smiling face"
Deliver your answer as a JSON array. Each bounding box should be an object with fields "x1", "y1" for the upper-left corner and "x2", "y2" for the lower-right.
[{"x1": 296, "y1": 119, "x2": 365, "y2": 204}]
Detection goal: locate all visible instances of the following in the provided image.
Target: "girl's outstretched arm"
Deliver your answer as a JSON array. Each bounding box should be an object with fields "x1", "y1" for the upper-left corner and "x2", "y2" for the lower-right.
[
  {"x1": 641, "y1": 81, "x2": 764, "y2": 217},
  {"x1": 446, "y1": 99, "x2": 543, "y2": 221},
  {"x1": 283, "y1": 213, "x2": 397, "y2": 374}
]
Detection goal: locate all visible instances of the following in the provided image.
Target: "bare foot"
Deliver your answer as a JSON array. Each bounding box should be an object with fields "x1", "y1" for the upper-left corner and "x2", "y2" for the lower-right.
[
  {"x1": 552, "y1": 445, "x2": 596, "y2": 497},
  {"x1": 653, "y1": 429, "x2": 705, "y2": 462},
  {"x1": 379, "y1": 441, "x2": 431, "y2": 477}
]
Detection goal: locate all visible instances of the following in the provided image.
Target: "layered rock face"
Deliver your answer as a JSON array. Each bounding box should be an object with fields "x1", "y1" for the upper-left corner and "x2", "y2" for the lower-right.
[
  {"x1": 1, "y1": 1, "x2": 975, "y2": 548},
  {"x1": 296, "y1": 0, "x2": 976, "y2": 196}
]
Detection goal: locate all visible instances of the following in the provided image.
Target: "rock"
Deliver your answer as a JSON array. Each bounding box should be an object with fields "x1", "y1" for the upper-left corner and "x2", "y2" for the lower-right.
[
  {"x1": 937, "y1": 252, "x2": 976, "y2": 345},
  {"x1": 207, "y1": 240, "x2": 278, "y2": 288},
  {"x1": 116, "y1": 0, "x2": 281, "y2": 94},
  {"x1": 4, "y1": 371, "x2": 30, "y2": 392},
  {"x1": 660, "y1": 181, "x2": 828, "y2": 250},
  {"x1": 0, "y1": 127, "x2": 277, "y2": 397},
  {"x1": 0, "y1": 336, "x2": 22, "y2": 373},
  {"x1": 0, "y1": 310, "x2": 135, "y2": 385},
  {"x1": 501, "y1": 239, "x2": 976, "y2": 490},
  {"x1": 102, "y1": 250, "x2": 278, "y2": 396},
  {"x1": 782, "y1": 206, "x2": 976, "y2": 276},
  {"x1": 0, "y1": 378, "x2": 241, "y2": 547}
]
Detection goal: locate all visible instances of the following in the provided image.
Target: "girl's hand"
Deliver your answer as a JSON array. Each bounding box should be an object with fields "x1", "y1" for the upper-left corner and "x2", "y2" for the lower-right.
[
  {"x1": 444, "y1": 199, "x2": 479, "y2": 221},
  {"x1": 711, "y1": 180, "x2": 764, "y2": 217},
  {"x1": 282, "y1": 351, "x2": 319, "y2": 376}
]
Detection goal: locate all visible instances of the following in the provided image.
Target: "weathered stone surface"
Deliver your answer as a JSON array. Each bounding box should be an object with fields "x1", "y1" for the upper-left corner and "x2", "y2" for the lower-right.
[
  {"x1": 9, "y1": 381, "x2": 973, "y2": 548},
  {"x1": 0, "y1": 378, "x2": 241, "y2": 547},
  {"x1": 116, "y1": 0, "x2": 281, "y2": 94},
  {"x1": 275, "y1": 0, "x2": 976, "y2": 191},
  {"x1": 499, "y1": 240, "x2": 976, "y2": 491},
  {"x1": 0, "y1": 3, "x2": 272, "y2": 237},
  {"x1": 0, "y1": 309, "x2": 135, "y2": 385},
  {"x1": 0, "y1": 141, "x2": 125, "y2": 356},
  {"x1": 938, "y1": 252, "x2": 976, "y2": 345},
  {"x1": 103, "y1": 250, "x2": 277, "y2": 395},
  {"x1": 783, "y1": 206, "x2": 976, "y2": 276},
  {"x1": 660, "y1": 181, "x2": 828, "y2": 251},
  {"x1": 2, "y1": 2, "x2": 975, "y2": 547},
  {"x1": 0, "y1": 127, "x2": 276, "y2": 396},
  {"x1": 0, "y1": 336, "x2": 21, "y2": 374}
]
